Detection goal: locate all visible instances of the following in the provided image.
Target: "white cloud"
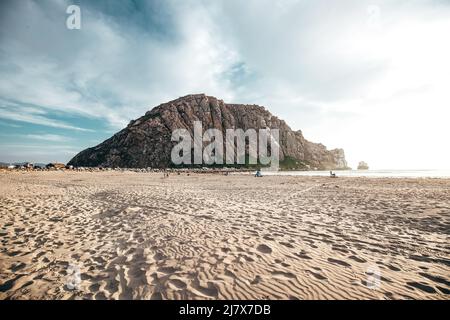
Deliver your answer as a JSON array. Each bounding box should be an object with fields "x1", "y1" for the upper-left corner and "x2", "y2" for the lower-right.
[
  {"x1": 0, "y1": 0, "x2": 243, "y2": 129},
  {"x1": 199, "y1": 0, "x2": 450, "y2": 169},
  {"x1": 24, "y1": 134, "x2": 71, "y2": 142},
  {"x1": 0, "y1": 100, "x2": 92, "y2": 131}
]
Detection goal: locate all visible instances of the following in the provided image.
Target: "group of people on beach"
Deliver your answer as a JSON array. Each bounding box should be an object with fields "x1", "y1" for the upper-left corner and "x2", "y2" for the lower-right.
[{"x1": 161, "y1": 168, "x2": 337, "y2": 178}]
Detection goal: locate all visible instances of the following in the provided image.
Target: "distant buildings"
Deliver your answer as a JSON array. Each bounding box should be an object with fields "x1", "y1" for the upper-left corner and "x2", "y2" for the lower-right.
[
  {"x1": 46, "y1": 163, "x2": 66, "y2": 170},
  {"x1": 0, "y1": 162, "x2": 70, "y2": 171},
  {"x1": 24, "y1": 162, "x2": 34, "y2": 169}
]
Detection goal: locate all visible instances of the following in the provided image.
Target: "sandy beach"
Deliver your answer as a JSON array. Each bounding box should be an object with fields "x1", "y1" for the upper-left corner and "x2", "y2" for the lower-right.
[{"x1": 0, "y1": 171, "x2": 449, "y2": 300}]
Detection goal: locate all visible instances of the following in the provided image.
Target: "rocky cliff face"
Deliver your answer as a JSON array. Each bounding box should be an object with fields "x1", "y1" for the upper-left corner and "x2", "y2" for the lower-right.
[{"x1": 68, "y1": 94, "x2": 348, "y2": 170}]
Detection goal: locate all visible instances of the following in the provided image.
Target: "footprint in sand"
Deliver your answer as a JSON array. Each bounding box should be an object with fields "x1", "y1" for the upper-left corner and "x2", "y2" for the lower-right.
[
  {"x1": 168, "y1": 278, "x2": 188, "y2": 290},
  {"x1": 150, "y1": 291, "x2": 163, "y2": 300},
  {"x1": 0, "y1": 275, "x2": 24, "y2": 292},
  {"x1": 418, "y1": 272, "x2": 450, "y2": 287},
  {"x1": 307, "y1": 270, "x2": 327, "y2": 281},
  {"x1": 271, "y1": 271, "x2": 296, "y2": 280},
  {"x1": 295, "y1": 250, "x2": 312, "y2": 260},
  {"x1": 348, "y1": 255, "x2": 366, "y2": 263},
  {"x1": 10, "y1": 262, "x2": 26, "y2": 272},
  {"x1": 250, "y1": 275, "x2": 262, "y2": 285},
  {"x1": 279, "y1": 241, "x2": 294, "y2": 248},
  {"x1": 406, "y1": 281, "x2": 437, "y2": 294},
  {"x1": 327, "y1": 258, "x2": 351, "y2": 268},
  {"x1": 437, "y1": 286, "x2": 450, "y2": 294},
  {"x1": 256, "y1": 244, "x2": 272, "y2": 254},
  {"x1": 190, "y1": 281, "x2": 219, "y2": 298},
  {"x1": 157, "y1": 266, "x2": 178, "y2": 274},
  {"x1": 386, "y1": 264, "x2": 401, "y2": 271}
]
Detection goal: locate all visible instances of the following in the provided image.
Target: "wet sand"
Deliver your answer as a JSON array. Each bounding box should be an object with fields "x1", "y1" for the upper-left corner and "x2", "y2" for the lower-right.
[{"x1": 0, "y1": 171, "x2": 449, "y2": 299}]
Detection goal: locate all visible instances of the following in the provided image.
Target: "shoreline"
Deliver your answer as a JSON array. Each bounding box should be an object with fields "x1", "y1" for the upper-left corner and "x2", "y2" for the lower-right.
[{"x1": 2, "y1": 168, "x2": 450, "y2": 179}]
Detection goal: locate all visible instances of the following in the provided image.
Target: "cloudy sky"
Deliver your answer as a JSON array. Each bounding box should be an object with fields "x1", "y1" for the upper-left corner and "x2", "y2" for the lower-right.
[{"x1": 0, "y1": 0, "x2": 449, "y2": 169}]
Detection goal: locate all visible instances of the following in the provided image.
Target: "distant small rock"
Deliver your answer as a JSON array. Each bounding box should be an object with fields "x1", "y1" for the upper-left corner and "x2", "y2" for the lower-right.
[{"x1": 357, "y1": 161, "x2": 369, "y2": 170}]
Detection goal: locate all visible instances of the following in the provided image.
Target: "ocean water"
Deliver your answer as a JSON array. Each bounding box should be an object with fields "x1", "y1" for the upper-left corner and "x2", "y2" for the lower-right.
[{"x1": 262, "y1": 169, "x2": 450, "y2": 178}]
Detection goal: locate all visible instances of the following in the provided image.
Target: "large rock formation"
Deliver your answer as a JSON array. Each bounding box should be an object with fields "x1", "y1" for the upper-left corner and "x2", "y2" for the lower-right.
[{"x1": 68, "y1": 94, "x2": 348, "y2": 170}]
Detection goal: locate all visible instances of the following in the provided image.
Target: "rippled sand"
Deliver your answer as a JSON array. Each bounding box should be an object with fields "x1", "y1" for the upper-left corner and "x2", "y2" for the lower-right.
[{"x1": 0, "y1": 171, "x2": 449, "y2": 299}]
